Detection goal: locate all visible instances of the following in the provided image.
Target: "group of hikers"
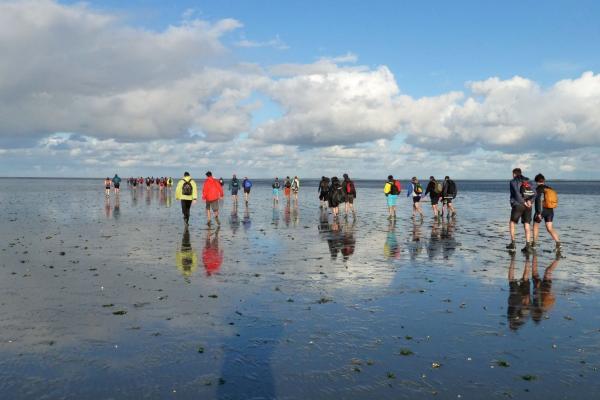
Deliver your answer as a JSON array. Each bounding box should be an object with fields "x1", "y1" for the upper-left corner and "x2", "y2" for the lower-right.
[
  {"x1": 507, "y1": 168, "x2": 561, "y2": 255},
  {"x1": 103, "y1": 167, "x2": 562, "y2": 255},
  {"x1": 124, "y1": 176, "x2": 174, "y2": 191}
]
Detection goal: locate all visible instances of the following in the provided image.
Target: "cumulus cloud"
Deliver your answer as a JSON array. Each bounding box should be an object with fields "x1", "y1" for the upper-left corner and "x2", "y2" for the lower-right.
[
  {"x1": 1, "y1": 0, "x2": 600, "y2": 177},
  {"x1": 0, "y1": 0, "x2": 252, "y2": 142}
]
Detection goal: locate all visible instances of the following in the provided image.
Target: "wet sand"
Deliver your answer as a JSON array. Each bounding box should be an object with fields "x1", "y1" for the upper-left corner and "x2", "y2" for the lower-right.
[{"x1": 1, "y1": 178, "x2": 600, "y2": 399}]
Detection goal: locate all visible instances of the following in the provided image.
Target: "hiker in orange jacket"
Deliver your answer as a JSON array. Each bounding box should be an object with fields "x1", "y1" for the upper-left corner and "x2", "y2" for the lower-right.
[{"x1": 202, "y1": 171, "x2": 224, "y2": 226}]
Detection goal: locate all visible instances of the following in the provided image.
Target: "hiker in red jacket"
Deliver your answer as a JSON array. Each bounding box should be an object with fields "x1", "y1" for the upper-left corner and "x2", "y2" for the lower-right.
[{"x1": 202, "y1": 171, "x2": 224, "y2": 226}]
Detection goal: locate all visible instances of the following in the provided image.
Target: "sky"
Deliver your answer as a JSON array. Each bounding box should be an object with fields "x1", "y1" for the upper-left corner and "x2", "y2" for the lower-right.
[{"x1": 1, "y1": 0, "x2": 600, "y2": 179}]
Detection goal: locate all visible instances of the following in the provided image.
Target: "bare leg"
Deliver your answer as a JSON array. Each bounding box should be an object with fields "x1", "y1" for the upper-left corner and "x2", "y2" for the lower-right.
[
  {"x1": 545, "y1": 222, "x2": 560, "y2": 243},
  {"x1": 509, "y1": 221, "x2": 516, "y2": 242},
  {"x1": 524, "y1": 223, "x2": 531, "y2": 243}
]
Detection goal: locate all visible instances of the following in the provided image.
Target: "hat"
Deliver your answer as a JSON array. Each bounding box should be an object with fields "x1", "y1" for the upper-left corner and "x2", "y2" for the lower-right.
[
  {"x1": 343, "y1": 173, "x2": 349, "y2": 179},
  {"x1": 206, "y1": 171, "x2": 212, "y2": 177},
  {"x1": 387, "y1": 175, "x2": 393, "y2": 180}
]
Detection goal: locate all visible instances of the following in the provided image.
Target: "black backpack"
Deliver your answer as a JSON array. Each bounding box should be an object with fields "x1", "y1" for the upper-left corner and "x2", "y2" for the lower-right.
[
  {"x1": 182, "y1": 180, "x2": 193, "y2": 196},
  {"x1": 390, "y1": 180, "x2": 399, "y2": 195},
  {"x1": 446, "y1": 180, "x2": 457, "y2": 196}
]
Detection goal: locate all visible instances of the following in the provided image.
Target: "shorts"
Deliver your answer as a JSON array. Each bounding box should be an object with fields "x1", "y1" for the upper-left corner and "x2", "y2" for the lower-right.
[
  {"x1": 346, "y1": 195, "x2": 354, "y2": 204},
  {"x1": 206, "y1": 200, "x2": 219, "y2": 211},
  {"x1": 231, "y1": 188, "x2": 238, "y2": 195},
  {"x1": 387, "y1": 194, "x2": 397, "y2": 207},
  {"x1": 442, "y1": 197, "x2": 452, "y2": 204},
  {"x1": 284, "y1": 188, "x2": 291, "y2": 196},
  {"x1": 412, "y1": 196, "x2": 421, "y2": 204},
  {"x1": 273, "y1": 188, "x2": 280, "y2": 196},
  {"x1": 538, "y1": 208, "x2": 554, "y2": 223},
  {"x1": 319, "y1": 192, "x2": 328, "y2": 201},
  {"x1": 244, "y1": 188, "x2": 251, "y2": 194},
  {"x1": 105, "y1": 186, "x2": 110, "y2": 190},
  {"x1": 430, "y1": 196, "x2": 440, "y2": 205},
  {"x1": 510, "y1": 204, "x2": 532, "y2": 224},
  {"x1": 114, "y1": 183, "x2": 120, "y2": 189}
]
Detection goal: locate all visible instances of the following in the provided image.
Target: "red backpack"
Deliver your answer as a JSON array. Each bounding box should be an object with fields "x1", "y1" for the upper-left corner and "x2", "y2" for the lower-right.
[{"x1": 394, "y1": 180, "x2": 401, "y2": 194}]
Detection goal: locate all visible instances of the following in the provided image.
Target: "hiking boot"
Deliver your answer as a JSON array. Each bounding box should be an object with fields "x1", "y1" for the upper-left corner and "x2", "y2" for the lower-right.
[
  {"x1": 531, "y1": 241, "x2": 537, "y2": 249},
  {"x1": 555, "y1": 242, "x2": 562, "y2": 254},
  {"x1": 184, "y1": 217, "x2": 189, "y2": 226},
  {"x1": 506, "y1": 241, "x2": 516, "y2": 251},
  {"x1": 207, "y1": 220, "x2": 212, "y2": 227},
  {"x1": 521, "y1": 242, "x2": 533, "y2": 254}
]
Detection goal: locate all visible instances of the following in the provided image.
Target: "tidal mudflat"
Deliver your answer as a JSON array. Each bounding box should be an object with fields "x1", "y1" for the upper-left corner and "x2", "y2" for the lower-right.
[{"x1": 1, "y1": 178, "x2": 599, "y2": 399}]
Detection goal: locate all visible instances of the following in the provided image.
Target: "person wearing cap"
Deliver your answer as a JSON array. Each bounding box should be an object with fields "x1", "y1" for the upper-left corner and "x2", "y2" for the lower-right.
[
  {"x1": 202, "y1": 171, "x2": 224, "y2": 226},
  {"x1": 341, "y1": 173, "x2": 356, "y2": 218},
  {"x1": 406, "y1": 177, "x2": 425, "y2": 219},
  {"x1": 175, "y1": 171, "x2": 198, "y2": 225}
]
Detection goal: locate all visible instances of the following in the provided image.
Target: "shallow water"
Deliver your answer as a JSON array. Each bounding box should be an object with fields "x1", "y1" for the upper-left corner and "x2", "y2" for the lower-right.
[{"x1": 1, "y1": 178, "x2": 600, "y2": 399}]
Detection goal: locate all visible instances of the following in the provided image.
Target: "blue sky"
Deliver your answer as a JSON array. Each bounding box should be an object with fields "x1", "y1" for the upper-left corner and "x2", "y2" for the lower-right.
[
  {"x1": 69, "y1": 0, "x2": 600, "y2": 94},
  {"x1": 1, "y1": 0, "x2": 600, "y2": 178}
]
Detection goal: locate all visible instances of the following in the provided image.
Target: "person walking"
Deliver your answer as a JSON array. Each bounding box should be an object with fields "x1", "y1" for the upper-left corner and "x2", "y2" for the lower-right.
[
  {"x1": 242, "y1": 177, "x2": 253, "y2": 205},
  {"x1": 229, "y1": 174, "x2": 240, "y2": 203},
  {"x1": 406, "y1": 177, "x2": 425, "y2": 219},
  {"x1": 342, "y1": 173, "x2": 357, "y2": 218},
  {"x1": 104, "y1": 177, "x2": 111, "y2": 197},
  {"x1": 112, "y1": 174, "x2": 122, "y2": 195},
  {"x1": 318, "y1": 176, "x2": 330, "y2": 208},
  {"x1": 507, "y1": 168, "x2": 534, "y2": 253},
  {"x1": 328, "y1": 176, "x2": 344, "y2": 218},
  {"x1": 384, "y1": 175, "x2": 400, "y2": 220},
  {"x1": 175, "y1": 172, "x2": 198, "y2": 226},
  {"x1": 441, "y1": 176, "x2": 457, "y2": 218},
  {"x1": 202, "y1": 171, "x2": 224, "y2": 227},
  {"x1": 533, "y1": 173, "x2": 561, "y2": 254},
  {"x1": 291, "y1": 176, "x2": 300, "y2": 202},
  {"x1": 272, "y1": 177, "x2": 281, "y2": 204},
  {"x1": 424, "y1": 176, "x2": 443, "y2": 218},
  {"x1": 284, "y1": 177, "x2": 292, "y2": 201}
]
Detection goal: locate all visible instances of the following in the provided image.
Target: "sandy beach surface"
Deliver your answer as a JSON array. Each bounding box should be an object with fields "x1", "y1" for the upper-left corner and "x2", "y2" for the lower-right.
[{"x1": 1, "y1": 178, "x2": 599, "y2": 399}]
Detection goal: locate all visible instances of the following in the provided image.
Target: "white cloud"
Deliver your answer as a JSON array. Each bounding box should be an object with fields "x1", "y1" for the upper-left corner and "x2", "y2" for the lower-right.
[{"x1": 235, "y1": 34, "x2": 289, "y2": 50}]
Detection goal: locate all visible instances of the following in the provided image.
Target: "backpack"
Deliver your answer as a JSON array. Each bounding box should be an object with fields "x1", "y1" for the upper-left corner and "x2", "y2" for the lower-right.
[
  {"x1": 346, "y1": 181, "x2": 355, "y2": 195},
  {"x1": 394, "y1": 180, "x2": 401, "y2": 194},
  {"x1": 244, "y1": 180, "x2": 252, "y2": 189},
  {"x1": 446, "y1": 179, "x2": 457, "y2": 197},
  {"x1": 520, "y1": 180, "x2": 535, "y2": 201},
  {"x1": 415, "y1": 183, "x2": 423, "y2": 194},
  {"x1": 182, "y1": 180, "x2": 193, "y2": 196},
  {"x1": 273, "y1": 182, "x2": 280, "y2": 189},
  {"x1": 390, "y1": 181, "x2": 399, "y2": 195},
  {"x1": 434, "y1": 180, "x2": 443, "y2": 195},
  {"x1": 543, "y1": 187, "x2": 558, "y2": 209}
]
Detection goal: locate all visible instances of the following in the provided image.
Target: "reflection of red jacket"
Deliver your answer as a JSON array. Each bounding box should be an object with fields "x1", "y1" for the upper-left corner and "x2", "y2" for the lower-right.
[
  {"x1": 202, "y1": 246, "x2": 223, "y2": 275},
  {"x1": 202, "y1": 177, "x2": 224, "y2": 202}
]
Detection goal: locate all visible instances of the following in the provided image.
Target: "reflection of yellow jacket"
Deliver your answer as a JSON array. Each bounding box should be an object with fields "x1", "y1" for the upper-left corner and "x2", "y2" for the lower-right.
[
  {"x1": 176, "y1": 249, "x2": 198, "y2": 277},
  {"x1": 175, "y1": 176, "x2": 198, "y2": 201}
]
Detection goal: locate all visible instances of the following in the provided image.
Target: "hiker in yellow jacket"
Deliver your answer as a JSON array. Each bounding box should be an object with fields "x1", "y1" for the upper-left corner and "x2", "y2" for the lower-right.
[{"x1": 175, "y1": 172, "x2": 198, "y2": 225}]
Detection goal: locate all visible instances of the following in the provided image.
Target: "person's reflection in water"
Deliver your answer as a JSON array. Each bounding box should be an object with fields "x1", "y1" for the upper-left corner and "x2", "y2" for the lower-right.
[
  {"x1": 410, "y1": 219, "x2": 424, "y2": 260},
  {"x1": 384, "y1": 219, "x2": 401, "y2": 259},
  {"x1": 104, "y1": 196, "x2": 111, "y2": 218},
  {"x1": 284, "y1": 201, "x2": 291, "y2": 227},
  {"x1": 145, "y1": 188, "x2": 152, "y2": 206},
  {"x1": 531, "y1": 254, "x2": 560, "y2": 324},
  {"x1": 327, "y1": 218, "x2": 342, "y2": 259},
  {"x1": 165, "y1": 190, "x2": 172, "y2": 208},
  {"x1": 291, "y1": 202, "x2": 300, "y2": 227},
  {"x1": 242, "y1": 204, "x2": 252, "y2": 232},
  {"x1": 159, "y1": 189, "x2": 166, "y2": 207},
  {"x1": 175, "y1": 227, "x2": 198, "y2": 282},
  {"x1": 340, "y1": 218, "x2": 356, "y2": 261},
  {"x1": 131, "y1": 187, "x2": 138, "y2": 207},
  {"x1": 202, "y1": 227, "x2": 223, "y2": 276},
  {"x1": 507, "y1": 254, "x2": 532, "y2": 331},
  {"x1": 427, "y1": 220, "x2": 443, "y2": 260},
  {"x1": 272, "y1": 204, "x2": 280, "y2": 228},
  {"x1": 229, "y1": 202, "x2": 240, "y2": 235},
  {"x1": 113, "y1": 195, "x2": 120, "y2": 220},
  {"x1": 441, "y1": 218, "x2": 458, "y2": 260}
]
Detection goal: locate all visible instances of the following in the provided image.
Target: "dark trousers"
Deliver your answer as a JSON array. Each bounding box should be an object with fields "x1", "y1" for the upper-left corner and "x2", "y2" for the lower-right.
[{"x1": 181, "y1": 200, "x2": 192, "y2": 221}]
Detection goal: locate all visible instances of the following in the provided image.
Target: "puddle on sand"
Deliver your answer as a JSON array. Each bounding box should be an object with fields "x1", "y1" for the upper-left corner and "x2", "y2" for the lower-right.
[{"x1": 1, "y1": 178, "x2": 600, "y2": 399}]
